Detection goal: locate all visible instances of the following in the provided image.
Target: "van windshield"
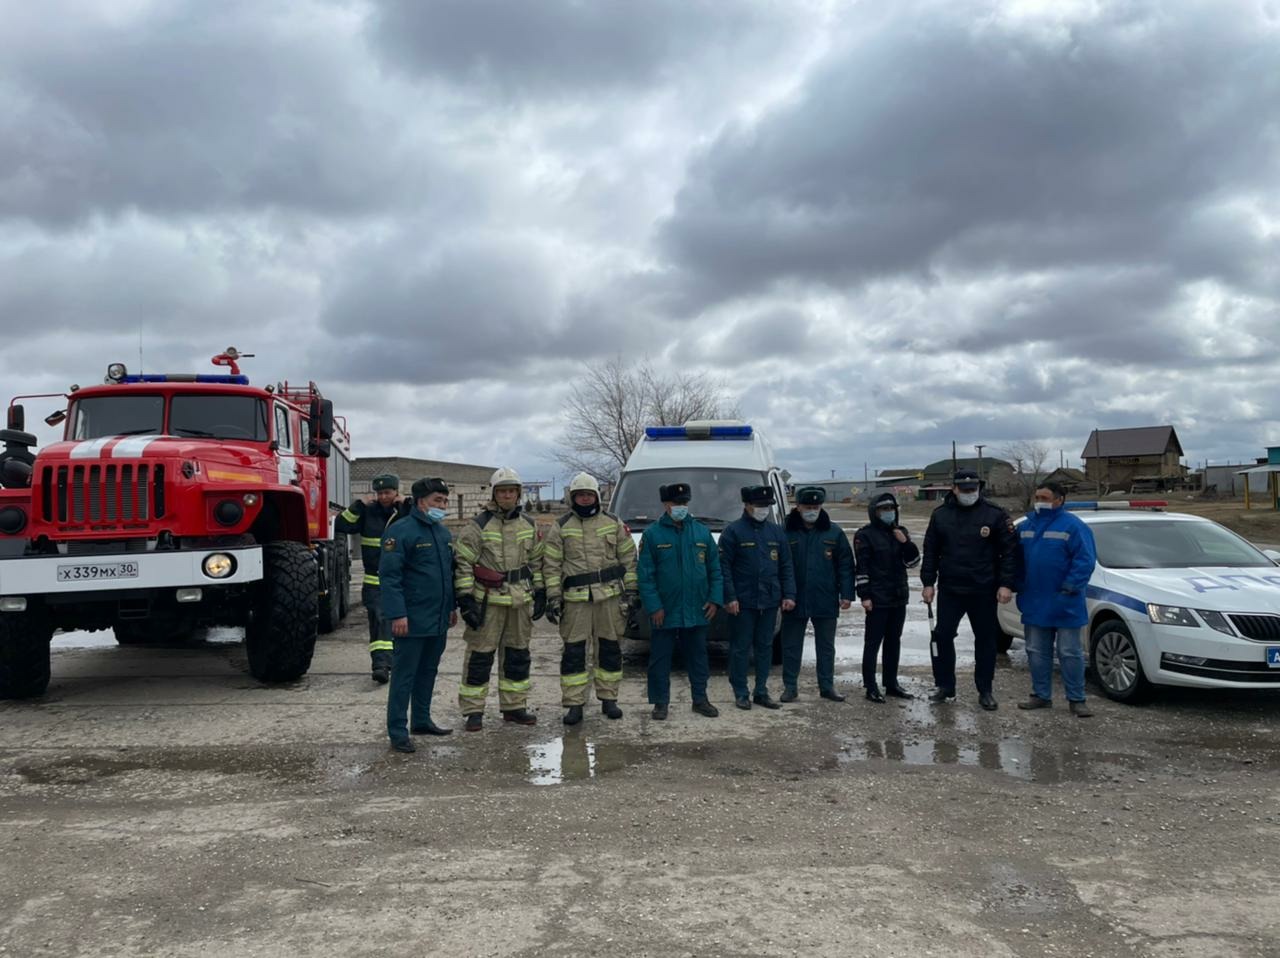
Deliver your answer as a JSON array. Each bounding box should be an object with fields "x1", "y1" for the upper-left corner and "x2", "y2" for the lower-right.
[{"x1": 611, "y1": 468, "x2": 767, "y2": 530}]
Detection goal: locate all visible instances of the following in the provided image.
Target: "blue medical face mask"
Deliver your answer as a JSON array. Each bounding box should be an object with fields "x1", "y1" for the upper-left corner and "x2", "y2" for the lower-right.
[
  {"x1": 426, "y1": 507, "x2": 447, "y2": 522},
  {"x1": 669, "y1": 506, "x2": 689, "y2": 521},
  {"x1": 878, "y1": 510, "x2": 896, "y2": 526},
  {"x1": 801, "y1": 509, "x2": 820, "y2": 523}
]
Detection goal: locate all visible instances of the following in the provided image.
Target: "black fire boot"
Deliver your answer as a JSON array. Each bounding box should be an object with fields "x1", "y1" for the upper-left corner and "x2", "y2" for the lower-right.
[{"x1": 601, "y1": 700, "x2": 623, "y2": 720}]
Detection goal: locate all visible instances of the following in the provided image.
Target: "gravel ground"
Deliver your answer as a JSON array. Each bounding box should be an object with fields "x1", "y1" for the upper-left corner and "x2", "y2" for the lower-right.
[{"x1": 3, "y1": 572, "x2": 1280, "y2": 957}]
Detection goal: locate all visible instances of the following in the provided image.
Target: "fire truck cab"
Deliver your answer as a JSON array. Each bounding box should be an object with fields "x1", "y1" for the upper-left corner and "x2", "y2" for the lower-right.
[{"x1": 0, "y1": 350, "x2": 353, "y2": 699}]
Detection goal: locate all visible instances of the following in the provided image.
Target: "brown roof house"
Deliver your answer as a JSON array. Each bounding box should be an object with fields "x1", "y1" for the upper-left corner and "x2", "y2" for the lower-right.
[{"x1": 1081, "y1": 426, "x2": 1185, "y2": 492}]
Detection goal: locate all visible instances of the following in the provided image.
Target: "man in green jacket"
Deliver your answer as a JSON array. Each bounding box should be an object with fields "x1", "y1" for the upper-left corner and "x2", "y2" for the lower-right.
[
  {"x1": 380, "y1": 477, "x2": 457, "y2": 753},
  {"x1": 636, "y1": 482, "x2": 723, "y2": 720}
]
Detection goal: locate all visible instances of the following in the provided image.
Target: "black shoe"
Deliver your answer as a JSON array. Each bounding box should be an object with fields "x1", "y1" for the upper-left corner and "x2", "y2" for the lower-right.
[
  {"x1": 1069, "y1": 700, "x2": 1093, "y2": 718},
  {"x1": 820, "y1": 689, "x2": 846, "y2": 702},
  {"x1": 502, "y1": 708, "x2": 537, "y2": 726},
  {"x1": 928, "y1": 688, "x2": 956, "y2": 704},
  {"x1": 752, "y1": 693, "x2": 782, "y2": 710},
  {"x1": 410, "y1": 720, "x2": 453, "y2": 736},
  {"x1": 780, "y1": 688, "x2": 799, "y2": 703},
  {"x1": 371, "y1": 667, "x2": 390, "y2": 684},
  {"x1": 601, "y1": 700, "x2": 623, "y2": 720},
  {"x1": 652, "y1": 704, "x2": 668, "y2": 720},
  {"x1": 564, "y1": 705, "x2": 584, "y2": 726},
  {"x1": 979, "y1": 693, "x2": 998, "y2": 711},
  {"x1": 1017, "y1": 696, "x2": 1052, "y2": 711},
  {"x1": 884, "y1": 685, "x2": 914, "y2": 700},
  {"x1": 735, "y1": 696, "x2": 752, "y2": 711},
  {"x1": 464, "y1": 713, "x2": 483, "y2": 732},
  {"x1": 692, "y1": 699, "x2": 719, "y2": 718},
  {"x1": 865, "y1": 687, "x2": 886, "y2": 703},
  {"x1": 390, "y1": 739, "x2": 415, "y2": 753}
]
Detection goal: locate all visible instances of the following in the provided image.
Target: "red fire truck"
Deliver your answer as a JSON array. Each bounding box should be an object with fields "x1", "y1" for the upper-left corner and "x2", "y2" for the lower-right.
[{"x1": 0, "y1": 349, "x2": 353, "y2": 698}]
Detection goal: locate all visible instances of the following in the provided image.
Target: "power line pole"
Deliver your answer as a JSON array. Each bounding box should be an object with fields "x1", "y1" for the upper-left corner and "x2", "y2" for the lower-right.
[
  {"x1": 975, "y1": 444, "x2": 985, "y2": 486},
  {"x1": 951, "y1": 440, "x2": 957, "y2": 477}
]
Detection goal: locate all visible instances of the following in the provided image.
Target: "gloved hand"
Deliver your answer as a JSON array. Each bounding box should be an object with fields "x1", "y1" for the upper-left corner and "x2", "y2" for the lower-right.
[
  {"x1": 458, "y1": 594, "x2": 483, "y2": 630},
  {"x1": 546, "y1": 596, "x2": 562, "y2": 625},
  {"x1": 532, "y1": 589, "x2": 547, "y2": 621}
]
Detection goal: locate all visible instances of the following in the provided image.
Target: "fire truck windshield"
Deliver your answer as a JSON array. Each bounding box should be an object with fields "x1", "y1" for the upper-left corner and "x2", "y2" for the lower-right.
[
  {"x1": 71, "y1": 395, "x2": 163, "y2": 440},
  {"x1": 170, "y1": 395, "x2": 269, "y2": 441}
]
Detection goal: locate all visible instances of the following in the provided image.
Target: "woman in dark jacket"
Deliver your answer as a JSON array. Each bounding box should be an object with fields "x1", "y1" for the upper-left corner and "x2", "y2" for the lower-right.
[{"x1": 853, "y1": 493, "x2": 920, "y2": 702}]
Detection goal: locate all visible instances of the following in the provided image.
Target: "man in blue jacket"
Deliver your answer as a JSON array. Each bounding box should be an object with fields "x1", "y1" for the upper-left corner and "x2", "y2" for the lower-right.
[
  {"x1": 781, "y1": 486, "x2": 855, "y2": 702},
  {"x1": 720, "y1": 485, "x2": 796, "y2": 711},
  {"x1": 380, "y1": 477, "x2": 458, "y2": 752},
  {"x1": 637, "y1": 483, "x2": 723, "y2": 720},
  {"x1": 1015, "y1": 481, "x2": 1098, "y2": 718}
]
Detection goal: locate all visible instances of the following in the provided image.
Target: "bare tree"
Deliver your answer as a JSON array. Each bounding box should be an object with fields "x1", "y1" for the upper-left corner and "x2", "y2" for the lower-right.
[
  {"x1": 1001, "y1": 439, "x2": 1051, "y2": 511},
  {"x1": 556, "y1": 357, "x2": 738, "y2": 479}
]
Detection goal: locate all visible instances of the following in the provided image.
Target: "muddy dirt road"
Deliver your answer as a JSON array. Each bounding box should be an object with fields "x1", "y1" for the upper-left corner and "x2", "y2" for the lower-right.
[{"x1": 2, "y1": 602, "x2": 1279, "y2": 957}]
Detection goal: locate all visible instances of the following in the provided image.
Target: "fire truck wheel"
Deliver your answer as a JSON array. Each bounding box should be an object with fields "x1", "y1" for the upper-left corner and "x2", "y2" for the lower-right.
[
  {"x1": 317, "y1": 541, "x2": 342, "y2": 635},
  {"x1": 246, "y1": 541, "x2": 319, "y2": 683},
  {"x1": 0, "y1": 609, "x2": 54, "y2": 699}
]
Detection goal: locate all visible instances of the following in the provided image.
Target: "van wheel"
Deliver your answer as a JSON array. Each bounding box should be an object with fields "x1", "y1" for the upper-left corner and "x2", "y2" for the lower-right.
[{"x1": 1090, "y1": 618, "x2": 1151, "y2": 703}]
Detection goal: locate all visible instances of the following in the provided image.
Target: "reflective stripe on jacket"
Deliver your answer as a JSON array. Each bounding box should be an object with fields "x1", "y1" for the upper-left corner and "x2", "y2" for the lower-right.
[
  {"x1": 453, "y1": 503, "x2": 545, "y2": 607},
  {"x1": 1015, "y1": 507, "x2": 1097, "y2": 628},
  {"x1": 542, "y1": 511, "x2": 638, "y2": 603}
]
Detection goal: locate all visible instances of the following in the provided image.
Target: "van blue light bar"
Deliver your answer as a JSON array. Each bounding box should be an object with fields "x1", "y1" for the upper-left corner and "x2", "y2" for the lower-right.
[
  {"x1": 645, "y1": 424, "x2": 753, "y2": 440},
  {"x1": 120, "y1": 374, "x2": 250, "y2": 385}
]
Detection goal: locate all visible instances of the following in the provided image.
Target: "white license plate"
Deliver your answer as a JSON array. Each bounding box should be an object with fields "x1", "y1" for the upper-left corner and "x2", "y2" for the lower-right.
[
  {"x1": 1267, "y1": 647, "x2": 1280, "y2": 669},
  {"x1": 57, "y1": 562, "x2": 140, "y2": 582}
]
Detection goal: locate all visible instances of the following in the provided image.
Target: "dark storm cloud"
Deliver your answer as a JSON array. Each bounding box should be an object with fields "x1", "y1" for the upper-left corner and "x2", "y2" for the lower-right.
[
  {"x1": 659, "y1": 1, "x2": 1280, "y2": 324},
  {"x1": 365, "y1": 0, "x2": 787, "y2": 96}
]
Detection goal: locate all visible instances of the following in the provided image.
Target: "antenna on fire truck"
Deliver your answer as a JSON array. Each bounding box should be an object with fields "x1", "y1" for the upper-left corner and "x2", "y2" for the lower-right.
[{"x1": 211, "y1": 347, "x2": 254, "y2": 377}]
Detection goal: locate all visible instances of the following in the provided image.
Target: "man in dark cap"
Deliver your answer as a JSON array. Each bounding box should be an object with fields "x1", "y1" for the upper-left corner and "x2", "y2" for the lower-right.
[
  {"x1": 335, "y1": 473, "x2": 408, "y2": 682},
  {"x1": 920, "y1": 469, "x2": 1020, "y2": 710},
  {"x1": 781, "y1": 486, "x2": 855, "y2": 702},
  {"x1": 380, "y1": 478, "x2": 457, "y2": 753},
  {"x1": 636, "y1": 482, "x2": 723, "y2": 719},
  {"x1": 719, "y1": 485, "x2": 796, "y2": 710}
]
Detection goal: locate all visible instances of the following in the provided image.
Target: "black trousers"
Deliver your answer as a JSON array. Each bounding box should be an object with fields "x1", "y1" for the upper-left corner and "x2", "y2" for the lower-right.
[
  {"x1": 930, "y1": 589, "x2": 999, "y2": 695},
  {"x1": 862, "y1": 605, "x2": 906, "y2": 690}
]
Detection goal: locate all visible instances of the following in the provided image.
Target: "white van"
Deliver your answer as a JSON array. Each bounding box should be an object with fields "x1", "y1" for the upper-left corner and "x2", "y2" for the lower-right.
[{"x1": 609, "y1": 420, "x2": 790, "y2": 642}]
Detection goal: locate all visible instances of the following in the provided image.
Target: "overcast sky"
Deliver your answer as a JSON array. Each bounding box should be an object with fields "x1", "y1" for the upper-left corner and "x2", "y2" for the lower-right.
[{"x1": 3, "y1": 0, "x2": 1278, "y2": 488}]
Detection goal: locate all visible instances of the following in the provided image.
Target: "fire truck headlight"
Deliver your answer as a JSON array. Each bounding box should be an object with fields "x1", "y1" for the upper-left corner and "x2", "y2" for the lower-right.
[
  {"x1": 214, "y1": 500, "x2": 244, "y2": 526},
  {"x1": 0, "y1": 506, "x2": 26, "y2": 535},
  {"x1": 243, "y1": 493, "x2": 259, "y2": 506},
  {"x1": 106, "y1": 363, "x2": 127, "y2": 382},
  {"x1": 202, "y1": 553, "x2": 235, "y2": 579}
]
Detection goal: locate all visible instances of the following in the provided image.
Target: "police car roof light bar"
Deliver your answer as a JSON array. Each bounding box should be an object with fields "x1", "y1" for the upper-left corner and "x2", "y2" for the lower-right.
[
  {"x1": 1066, "y1": 500, "x2": 1167, "y2": 511},
  {"x1": 644, "y1": 424, "x2": 753, "y2": 441}
]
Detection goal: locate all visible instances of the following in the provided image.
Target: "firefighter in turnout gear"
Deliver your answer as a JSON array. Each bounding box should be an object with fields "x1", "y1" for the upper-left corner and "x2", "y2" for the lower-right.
[
  {"x1": 335, "y1": 473, "x2": 406, "y2": 683},
  {"x1": 454, "y1": 467, "x2": 546, "y2": 730},
  {"x1": 542, "y1": 472, "x2": 637, "y2": 726}
]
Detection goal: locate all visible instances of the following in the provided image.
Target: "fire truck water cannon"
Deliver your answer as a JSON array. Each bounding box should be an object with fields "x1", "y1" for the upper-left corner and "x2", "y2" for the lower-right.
[{"x1": 0, "y1": 351, "x2": 354, "y2": 700}]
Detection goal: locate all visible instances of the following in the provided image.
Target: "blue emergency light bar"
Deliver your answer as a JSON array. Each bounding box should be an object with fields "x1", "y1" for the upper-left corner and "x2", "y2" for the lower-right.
[
  {"x1": 120, "y1": 374, "x2": 250, "y2": 385},
  {"x1": 645, "y1": 424, "x2": 754, "y2": 440},
  {"x1": 1066, "y1": 501, "x2": 1167, "y2": 511}
]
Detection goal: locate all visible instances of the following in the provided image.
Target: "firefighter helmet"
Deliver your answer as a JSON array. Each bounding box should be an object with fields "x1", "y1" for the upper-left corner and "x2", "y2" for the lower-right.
[
  {"x1": 567, "y1": 472, "x2": 600, "y2": 496},
  {"x1": 490, "y1": 467, "x2": 522, "y2": 490}
]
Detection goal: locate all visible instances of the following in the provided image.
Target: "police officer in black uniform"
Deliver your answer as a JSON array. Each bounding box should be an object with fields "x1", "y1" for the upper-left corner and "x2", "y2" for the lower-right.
[
  {"x1": 920, "y1": 469, "x2": 1020, "y2": 710},
  {"x1": 335, "y1": 473, "x2": 407, "y2": 683},
  {"x1": 854, "y1": 492, "x2": 920, "y2": 702}
]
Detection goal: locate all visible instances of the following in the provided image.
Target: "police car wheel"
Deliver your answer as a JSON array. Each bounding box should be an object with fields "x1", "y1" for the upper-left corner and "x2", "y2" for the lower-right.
[{"x1": 1089, "y1": 618, "x2": 1151, "y2": 703}]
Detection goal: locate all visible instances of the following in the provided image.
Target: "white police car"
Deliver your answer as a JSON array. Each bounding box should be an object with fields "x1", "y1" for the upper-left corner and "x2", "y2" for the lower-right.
[{"x1": 997, "y1": 503, "x2": 1280, "y2": 702}]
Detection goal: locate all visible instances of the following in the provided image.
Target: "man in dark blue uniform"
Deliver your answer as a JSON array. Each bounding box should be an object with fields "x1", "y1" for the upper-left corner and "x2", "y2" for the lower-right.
[
  {"x1": 335, "y1": 473, "x2": 406, "y2": 683},
  {"x1": 380, "y1": 477, "x2": 457, "y2": 753},
  {"x1": 720, "y1": 485, "x2": 796, "y2": 711},
  {"x1": 781, "y1": 486, "x2": 855, "y2": 702}
]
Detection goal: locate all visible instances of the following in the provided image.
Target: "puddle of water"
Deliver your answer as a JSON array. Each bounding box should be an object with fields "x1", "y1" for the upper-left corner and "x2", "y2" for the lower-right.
[
  {"x1": 524, "y1": 737, "x2": 632, "y2": 786},
  {"x1": 52, "y1": 626, "x2": 243, "y2": 651},
  {"x1": 832, "y1": 734, "x2": 1146, "y2": 784}
]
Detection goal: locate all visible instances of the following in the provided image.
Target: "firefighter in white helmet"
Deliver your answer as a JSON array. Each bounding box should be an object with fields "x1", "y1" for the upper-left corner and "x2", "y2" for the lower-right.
[
  {"x1": 454, "y1": 467, "x2": 545, "y2": 731},
  {"x1": 541, "y1": 472, "x2": 637, "y2": 725}
]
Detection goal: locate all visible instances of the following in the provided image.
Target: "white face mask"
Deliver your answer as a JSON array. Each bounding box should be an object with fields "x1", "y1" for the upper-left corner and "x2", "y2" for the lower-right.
[
  {"x1": 1033, "y1": 501, "x2": 1054, "y2": 513},
  {"x1": 669, "y1": 505, "x2": 689, "y2": 521},
  {"x1": 751, "y1": 507, "x2": 771, "y2": 521},
  {"x1": 801, "y1": 509, "x2": 820, "y2": 523},
  {"x1": 956, "y1": 491, "x2": 979, "y2": 507}
]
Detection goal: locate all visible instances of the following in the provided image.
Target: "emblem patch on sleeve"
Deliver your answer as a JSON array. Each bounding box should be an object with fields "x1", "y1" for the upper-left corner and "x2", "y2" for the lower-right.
[{"x1": 384, "y1": 538, "x2": 396, "y2": 551}]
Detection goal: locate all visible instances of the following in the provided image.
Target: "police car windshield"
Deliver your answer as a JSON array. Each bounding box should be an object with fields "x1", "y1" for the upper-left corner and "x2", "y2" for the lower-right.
[
  {"x1": 70, "y1": 395, "x2": 163, "y2": 440},
  {"x1": 1092, "y1": 519, "x2": 1271, "y2": 569},
  {"x1": 611, "y1": 468, "x2": 767, "y2": 530},
  {"x1": 171, "y1": 395, "x2": 269, "y2": 441}
]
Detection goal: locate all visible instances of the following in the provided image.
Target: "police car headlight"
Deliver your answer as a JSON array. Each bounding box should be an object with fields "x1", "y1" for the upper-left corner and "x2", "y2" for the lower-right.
[
  {"x1": 202, "y1": 553, "x2": 236, "y2": 579},
  {"x1": 1147, "y1": 604, "x2": 1197, "y2": 627},
  {"x1": 1195, "y1": 609, "x2": 1236, "y2": 636}
]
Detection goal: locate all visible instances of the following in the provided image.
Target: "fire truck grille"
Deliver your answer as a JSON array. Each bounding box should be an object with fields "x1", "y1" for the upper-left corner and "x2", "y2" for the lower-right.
[{"x1": 41, "y1": 463, "x2": 167, "y2": 525}]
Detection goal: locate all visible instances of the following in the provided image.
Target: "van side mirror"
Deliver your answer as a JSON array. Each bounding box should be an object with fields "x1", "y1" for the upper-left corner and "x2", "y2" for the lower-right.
[{"x1": 7, "y1": 405, "x2": 23, "y2": 430}]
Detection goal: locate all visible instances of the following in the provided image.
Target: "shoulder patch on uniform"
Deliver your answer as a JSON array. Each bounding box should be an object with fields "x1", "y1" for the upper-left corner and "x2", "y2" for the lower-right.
[{"x1": 383, "y1": 538, "x2": 396, "y2": 551}]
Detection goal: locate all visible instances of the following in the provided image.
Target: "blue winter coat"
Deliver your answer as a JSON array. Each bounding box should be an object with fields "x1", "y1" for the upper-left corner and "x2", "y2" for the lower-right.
[
  {"x1": 637, "y1": 514, "x2": 725, "y2": 630},
  {"x1": 1016, "y1": 507, "x2": 1097, "y2": 628},
  {"x1": 784, "y1": 509, "x2": 855, "y2": 619},
  {"x1": 719, "y1": 511, "x2": 797, "y2": 611},
  {"x1": 379, "y1": 509, "x2": 455, "y2": 637}
]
